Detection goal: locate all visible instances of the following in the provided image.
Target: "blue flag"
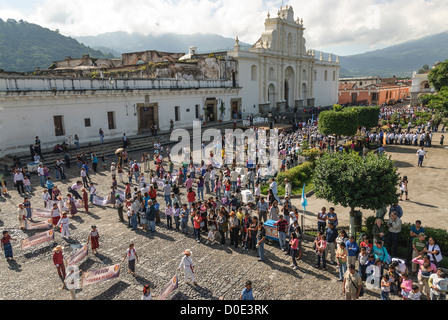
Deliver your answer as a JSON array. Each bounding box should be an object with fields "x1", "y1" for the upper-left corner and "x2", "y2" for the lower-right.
[{"x1": 301, "y1": 183, "x2": 308, "y2": 209}]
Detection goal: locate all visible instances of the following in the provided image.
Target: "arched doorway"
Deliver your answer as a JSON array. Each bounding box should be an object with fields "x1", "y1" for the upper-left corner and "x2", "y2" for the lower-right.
[{"x1": 285, "y1": 67, "x2": 295, "y2": 108}]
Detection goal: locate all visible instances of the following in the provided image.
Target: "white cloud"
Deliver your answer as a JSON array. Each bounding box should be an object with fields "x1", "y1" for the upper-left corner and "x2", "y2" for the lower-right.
[{"x1": 0, "y1": 0, "x2": 447, "y2": 55}]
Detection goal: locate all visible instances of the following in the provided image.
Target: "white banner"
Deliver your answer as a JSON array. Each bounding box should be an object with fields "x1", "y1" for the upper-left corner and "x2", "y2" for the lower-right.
[
  {"x1": 26, "y1": 219, "x2": 52, "y2": 230},
  {"x1": 32, "y1": 209, "x2": 52, "y2": 219},
  {"x1": 66, "y1": 245, "x2": 89, "y2": 267},
  {"x1": 21, "y1": 230, "x2": 54, "y2": 250},
  {"x1": 81, "y1": 264, "x2": 121, "y2": 287},
  {"x1": 92, "y1": 195, "x2": 109, "y2": 206}
]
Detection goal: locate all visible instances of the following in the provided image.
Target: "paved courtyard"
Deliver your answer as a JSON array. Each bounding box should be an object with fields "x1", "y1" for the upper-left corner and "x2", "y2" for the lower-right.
[{"x1": 0, "y1": 132, "x2": 446, "y2": 300}]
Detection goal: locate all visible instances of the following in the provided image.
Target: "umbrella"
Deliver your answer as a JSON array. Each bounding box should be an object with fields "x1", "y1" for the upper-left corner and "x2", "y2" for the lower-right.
[{"x1": 115, "y1": 148, "x2": 124, "y2": 154}]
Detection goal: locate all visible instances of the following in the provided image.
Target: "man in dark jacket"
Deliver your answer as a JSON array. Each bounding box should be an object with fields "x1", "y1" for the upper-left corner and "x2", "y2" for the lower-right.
[{"x1": 325, "y1": 222, "x2": 338, "y2": 265}]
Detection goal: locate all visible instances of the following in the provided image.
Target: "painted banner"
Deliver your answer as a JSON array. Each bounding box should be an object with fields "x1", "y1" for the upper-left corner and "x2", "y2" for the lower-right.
[
  {"x1": 21, "y1": 229, "x2": 54, "y2": 250},
  {"x1": 26, "y1": 219, "x2": 52, "y2": 230},
  {"x1": 46, "y1": 200, "x2": 62, "y2": 208},
  {"x1": 81, "y1": 264, "x2": 121, "y2": 287},
  {"x1": 92, "y1": 195, "x2": 109, "y2": 206},
  {"x1": 116, "y1": 190, "x2": 126, "y2": 201},
  {"x1": 156, "y1": 179, "x2": 164, "y2": 187},
  {"x1": 157, "y1": 274, "x2": 179, "y2": 300},
  {"x1": 66, "y1": 245, "x2": 89, "y2": 267},
  {"x1": 73, "y1": 199, "x2": 83, "y2": 209},
  {"x1": 32, "y1": 209, "x2": 52, "y2": 219}
]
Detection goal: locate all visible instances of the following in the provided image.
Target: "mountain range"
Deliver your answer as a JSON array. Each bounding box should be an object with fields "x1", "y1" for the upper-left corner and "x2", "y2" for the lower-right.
[
  {"x1": 0, "y1": 18, "x2": 447, "y2": 77},
  {"x1": 76, "y1": 32, "x2": 252, "y2": 56},
  {"x1": 0, "y1": 19, "x2": 114, "y2": 72},
  {"x1": 339, "y1": 32, "x2": 448, "y2": 78}
]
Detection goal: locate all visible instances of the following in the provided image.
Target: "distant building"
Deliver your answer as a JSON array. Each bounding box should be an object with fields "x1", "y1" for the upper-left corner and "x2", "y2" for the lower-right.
[
  {"x1": 0, "y1": 5, "x2": 340, "y2": 157},
  {"x1": 228, "y1": 5, "x2": 340, "y2": 115},
  {"x1": 410, "y1": 64, "x2": 438, "y2": 107},
  {"x1": 338, "y1": 77, "x2": 410, "y2": 106}
]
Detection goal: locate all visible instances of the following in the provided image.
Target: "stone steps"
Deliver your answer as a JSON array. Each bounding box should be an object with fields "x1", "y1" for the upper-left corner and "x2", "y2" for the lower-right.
[{"x1": 0, "y1": 120, "x2": 241, "y2": 173}]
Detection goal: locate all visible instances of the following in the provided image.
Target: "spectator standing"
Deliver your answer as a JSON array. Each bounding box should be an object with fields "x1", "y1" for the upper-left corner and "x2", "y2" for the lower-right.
[
  {"x1": 325, "y1": 222, "x2": 338, "y2": 265},
  {"x1": 386, "y1": 212, "x2": 402, "y2": 257},
  {"x1": 343, "y1": 264, "x2": 363, "y2": 300}
]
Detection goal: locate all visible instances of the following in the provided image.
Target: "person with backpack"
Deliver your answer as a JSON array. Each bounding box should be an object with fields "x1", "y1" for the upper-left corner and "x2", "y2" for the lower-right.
[
  {"x1": 132, "y1": 161, "x2": 141, "y2": 183},
  {"x1": 423, "y1": 237, "x2": 443, "y2": 268},
  {"x1": 343, "y1": 264, "x2": 364, "y2": 300}
]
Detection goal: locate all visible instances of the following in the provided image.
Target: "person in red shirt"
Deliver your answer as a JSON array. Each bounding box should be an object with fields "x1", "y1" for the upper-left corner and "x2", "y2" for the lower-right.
[
  {"x1": 148, "y1": 185, "x2": 157, "y2": 202},
  {"x1": 53, "y1": 245, "x2": 66, "y2": 289},
  {"x1": 193, "y1": 211, "x2": 203, "y2": 243},
  {"x1": 125, "y1": 182, "x2": 131, "y2": 199},
  {"x1": 187, "y1": 188, "x2": 196, "y2": 212},
  {"x1": 360, "y1": 235, "x2": 373, "y2": 255}
]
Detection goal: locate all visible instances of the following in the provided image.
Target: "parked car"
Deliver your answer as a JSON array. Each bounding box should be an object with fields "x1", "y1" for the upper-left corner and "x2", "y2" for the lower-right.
[{"x1": 388, "y1": 99, "x2": 396, "y2": 105}]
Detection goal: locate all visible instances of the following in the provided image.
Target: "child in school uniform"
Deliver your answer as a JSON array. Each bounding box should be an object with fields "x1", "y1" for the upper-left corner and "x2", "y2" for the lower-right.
[{"x1": 408, "y1": 284, "x2": 422, "y2": 300}]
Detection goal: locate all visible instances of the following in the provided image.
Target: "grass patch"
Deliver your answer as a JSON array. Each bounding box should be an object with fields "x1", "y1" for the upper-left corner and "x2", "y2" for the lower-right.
[{"x1": 260, "y1": 178, "x2": 314, "y2": 197}]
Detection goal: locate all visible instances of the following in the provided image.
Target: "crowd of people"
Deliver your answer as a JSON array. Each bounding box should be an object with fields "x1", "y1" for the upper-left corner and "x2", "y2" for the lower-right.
[{"x1": 1, "y1": 107, "x2": 446, "y2": 301}]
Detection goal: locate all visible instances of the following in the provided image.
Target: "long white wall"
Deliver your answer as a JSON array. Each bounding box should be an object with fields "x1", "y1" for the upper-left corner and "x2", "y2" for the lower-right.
[{"x1": 0, "y1": 87, "x2": 238, "y2": 157}]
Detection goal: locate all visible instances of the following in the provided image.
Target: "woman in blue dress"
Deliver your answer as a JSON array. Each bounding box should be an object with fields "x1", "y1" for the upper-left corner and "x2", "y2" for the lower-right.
[{"x1": 1, "y1": 231, "x2": 17, "y2": 261}]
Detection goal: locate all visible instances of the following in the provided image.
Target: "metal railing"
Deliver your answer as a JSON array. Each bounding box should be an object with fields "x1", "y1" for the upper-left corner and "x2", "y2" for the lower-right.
[{"x1": 0, "y1": 78, "x2": 237, "y2": 92}]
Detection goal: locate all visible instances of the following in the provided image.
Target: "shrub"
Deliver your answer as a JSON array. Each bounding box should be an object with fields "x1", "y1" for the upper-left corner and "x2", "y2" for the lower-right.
[
  {"x1": 318, "y1": 109, "x2": 359, "y2": 137},
  {"x1": 277, "y1": 161, "x2": 314, "y2": 189}
]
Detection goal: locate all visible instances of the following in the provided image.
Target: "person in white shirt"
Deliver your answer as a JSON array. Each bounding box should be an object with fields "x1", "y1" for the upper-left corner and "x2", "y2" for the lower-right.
[
  {"x1": 57, "y1": 212, "x2": 71, "y2": 239},
  {"x1": 178, "y1": 249, "x2": 196, "y2": 285},
  {"x1": 42, "y1": 189, "x2": 51, "y2": 208},
  {"x1": 429, "y1": 268, "x2": 447, "y2": 300},
  {"x1": 416, "y1": 147, "x2": 427, "y2": 167},
  {"x1": 37, "y1": 165, "x2": 45, "y2": 187},
  {"x1": 13, "y1": 170, "x2": 25, "y2": 194},
  {"x1": 69, "y1": 181, "x2": 83, "y2": 200},
  {"x1": 122, "y1": 243, "x2": 138, "y2": 277}
]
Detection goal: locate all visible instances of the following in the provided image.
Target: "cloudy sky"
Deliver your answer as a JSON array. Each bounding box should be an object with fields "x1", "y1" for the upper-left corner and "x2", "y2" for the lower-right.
[{"x1": 1, "y1": 0, "x2": 447, "y2": 56}]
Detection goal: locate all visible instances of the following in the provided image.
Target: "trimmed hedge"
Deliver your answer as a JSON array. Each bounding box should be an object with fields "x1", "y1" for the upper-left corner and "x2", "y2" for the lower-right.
[
  {"x1": 276, "y1": 161, "x2": 314, "y2": 189},
  {"x1": 348, "y1": 106, "x2": 381, "y2": 130},
  {"x1": 318, "y1": 109, "x2": 359, "y2": 137}
]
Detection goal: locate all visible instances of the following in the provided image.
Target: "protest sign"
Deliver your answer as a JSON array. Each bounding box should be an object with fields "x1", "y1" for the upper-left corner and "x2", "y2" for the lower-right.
[
  {"x1": 32, "y1": 209, "x2": 52, "y2": 219},
  {"x1": 66, "y1": 245, "x2": 89, "y2": 267},
  {"x1": 21, "y1": 230, "x2": 54, "y2": 250},
  {"x1": 157, "y1": 274, "x2": 179, "y2": 300},
  {"x1": 26, "y1": 220, "x2": 52, "y2": 230},
  {"x1": 81, "y1": 264, "x2": 121, "y2": 287}
]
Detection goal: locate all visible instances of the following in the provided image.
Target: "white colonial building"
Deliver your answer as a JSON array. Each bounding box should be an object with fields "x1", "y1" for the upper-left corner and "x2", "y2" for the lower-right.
[
  {"x1": 0, "y1": 5, "x2": 339, "y2": 158},
  {"x1": 227, "y1": 5, "x2": 339, "y2": 115}
]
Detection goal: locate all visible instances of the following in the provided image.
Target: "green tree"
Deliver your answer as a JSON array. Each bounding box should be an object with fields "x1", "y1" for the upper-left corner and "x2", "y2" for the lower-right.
[
  {"x1": 428, "y1": 59, "x2": 448, "y2": 92},
  {"x1": 332, "y1": 104, "x2": 345, "y2": 112},
  {"x1": 349, "y1": 106, "x2": 381, "y2": 130},
  {"x1": 318, "y1": 109, "x2": 359, "y2": 137},
  {"x1": 427, "y1": 87, "x2": 448, "y2": 126},
  {"x1": 418, "y1": 64, "x2": 430, "y2": 74},
  {"x1": 312, "y1": 151, "x2": 401, "y2": 235}
]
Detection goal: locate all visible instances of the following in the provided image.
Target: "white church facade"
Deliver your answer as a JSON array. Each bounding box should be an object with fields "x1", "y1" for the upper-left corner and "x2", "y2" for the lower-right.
[
  {"x1": 0, "y1": 5, "x2": 339, "y2": 157},
  {"x1": 227, "y1": 5, "x2": 339, "y2": 115}
]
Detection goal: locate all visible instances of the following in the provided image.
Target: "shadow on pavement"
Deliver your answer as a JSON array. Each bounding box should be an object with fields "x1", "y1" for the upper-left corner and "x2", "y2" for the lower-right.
[
  {"x1": 91, "y1": 280, "x2": 131, "y2": 300},
  {"x1": 406, "y1": 200, "x2": 438, "y2": 208}
]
